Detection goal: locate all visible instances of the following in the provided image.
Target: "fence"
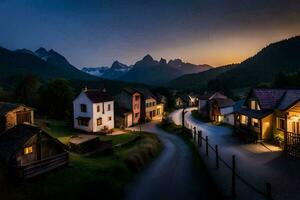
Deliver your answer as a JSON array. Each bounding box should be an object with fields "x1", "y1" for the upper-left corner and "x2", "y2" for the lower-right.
[{"x1": 189, "y1": 126, "x2": 273, "y2": 200}]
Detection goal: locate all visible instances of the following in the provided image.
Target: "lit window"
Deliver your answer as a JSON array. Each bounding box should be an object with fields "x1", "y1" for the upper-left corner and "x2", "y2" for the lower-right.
[
  {"x1": 251, "y1": 118, "x2": 259, "y2": 127},
  {"x1": 240, "y1": 115, "x2": 248, "y2": 125},
  {"x1": 277, "y1": 118, "x2": 285, "y2": 130},
  {"x1": 24, "y1": 146, "x2": 33, "y2": 155}
]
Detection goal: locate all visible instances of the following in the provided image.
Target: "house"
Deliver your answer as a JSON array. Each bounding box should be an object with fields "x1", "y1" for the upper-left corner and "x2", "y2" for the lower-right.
[
  {"x1": 73, "y1": 88, "x2": 114, "y2": 133},
  {"x1": 134, "y1": 87, "x2": 164, "y2": 121},
  {"x1": 234, "y1": 89, "x2": 300, "y2": 154},
  {"x1": 114, "y1": 106, "x2": 133, "y2": 129},
  {"x1": 198, "y1": 92, "x2": 227, "y2": 118},
  {"x1": 0, "y1": 102, "x2": 34, "y2": 133},
  {"x1": 115, "y1": 87, "x2": 141, "y2": 126},
  {"x1": 210, "y1": 98, "x2": 235, "y2": 125},
  {"x1": 175, "y1": 95, "x2": 186, "y2": 108},
  {"x1": 0, "y1": 124, "x2": 68, "y2": 179}
]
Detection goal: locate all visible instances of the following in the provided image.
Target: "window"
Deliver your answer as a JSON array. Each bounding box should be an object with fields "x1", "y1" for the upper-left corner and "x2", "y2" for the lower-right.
[
  {"x1": 108, "y1": 116, "x2": 112, "y2": 121},
  {"x1": 277, "y1": 118, "x2": 285, "y2": 130},
  {"x1": 78, "y1": 119, "x2": 89, "y2": 126},
  {"x1": 292, "y1": 122, "x2": 299, "y2": 134},
  {"x1": 153, "y1": 102, "x2": 156, "y2": 106},
  {"x1": 251, "y1": 118, "x2": 259, "y2": 128},
  {"x1": 134, "y1": 104, "x2": 139, "y2": 109},
  {"x1": 240, "y1": 115, "x2": 248, "y2": 125},
  {"x1": 24, "y1": 146, "x2": 33, "y2": 155},
  {"x1": 97, "y1": 118, "x2": 102, "y2": 126},
  {"x1": 135, "y1": 95, "x2": 139, "y2": 101},
  {"x1": 157, "y1": 108, "x2": 161, "y2": 115},
  {"x1": 250, "y1": 100, "x2": 260, "y2": 110},
  {"x1": 107, "y1": 104, "x2": 111, "y2": 111},
  {"x1": 135, "y1": 113, "x2": 139, "y2": 118},
  {"x1": 80, "y1": 104, "x2": 87, "y2": 112},
  {"x1": 97, "y1": 105, "x2": 100, "y2": 112}
]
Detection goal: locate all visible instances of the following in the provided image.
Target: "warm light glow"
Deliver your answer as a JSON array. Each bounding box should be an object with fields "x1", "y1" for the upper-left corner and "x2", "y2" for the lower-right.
[{"x1": 24, "y1": 146, "x2": 33, "y2": 155}]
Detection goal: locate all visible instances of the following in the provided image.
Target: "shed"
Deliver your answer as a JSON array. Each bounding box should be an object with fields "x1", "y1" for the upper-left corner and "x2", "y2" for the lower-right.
[{"x1": 0, "y1": 124, "x2": 68, "y2": 179}]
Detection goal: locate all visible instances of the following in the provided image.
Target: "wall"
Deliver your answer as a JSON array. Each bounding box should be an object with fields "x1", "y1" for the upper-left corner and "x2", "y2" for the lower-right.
[
  {"x1": 261, "y1": 114, "x2": 273, "y2": 140},
  {"x1": 132, "y1": 93, "x2": 141, "y2": 124},
  {"x1": 92, "y1": 101, "x2": 114, "y2": 131},
  {"x1": 5, "y1": 106, "x2": 34, "y2": 131},
  {"x1": 73, "y1": 92, "x2": 94, "y2": 132},
  {"x1": 198, "y1": 100, "x2": 207, "y2": 113},
  {"x1": 145, "y1": 98, "x2": 157, "y2": 119},
  {"x1": 223, "y1": 114, "x2": 234, "y2": 125}
]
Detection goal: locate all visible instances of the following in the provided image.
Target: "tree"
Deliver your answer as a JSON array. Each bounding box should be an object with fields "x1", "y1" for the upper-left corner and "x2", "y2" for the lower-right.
[
  {"x1": 14, "y1": 75, "x2": 40, "y2": 106},
  {"x1": 40, "y1": 79, "x2": 74, "y2": 119}
]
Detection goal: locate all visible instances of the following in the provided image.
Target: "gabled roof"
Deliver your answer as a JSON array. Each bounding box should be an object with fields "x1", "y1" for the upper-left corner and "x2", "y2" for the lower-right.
[
  {"x1": 123, "y1": 87, "x2": 140, "y2": 95},
  {"x1": 213, "y1": 98, "x2": 235, "y2": 108},
  {"x1": 134, "y1": 87, "x2": 157, "y2": 100},
  {"x1": 0, "y1": 102, "x2": 32, "y2": 116},
  {"x1": 83, "y1": 89, "x2": 113, "y2": 103},
  {"x1": 248, "y1": 88, "x2": 300, "y2": 111},
  {"x1": 0, "y1": 124, "x2": 63, "y2": 162}
]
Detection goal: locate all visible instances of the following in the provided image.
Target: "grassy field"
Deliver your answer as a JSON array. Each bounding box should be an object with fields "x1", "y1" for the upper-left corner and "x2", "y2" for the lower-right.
[{"x1": 0, "y1": 120, "x2": 163, "y2": 200}]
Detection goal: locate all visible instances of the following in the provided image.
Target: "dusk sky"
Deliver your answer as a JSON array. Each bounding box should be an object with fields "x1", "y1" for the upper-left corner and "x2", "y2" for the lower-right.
[{"x1": 0, "y1": 0, "x2": 300, "y2": 68}]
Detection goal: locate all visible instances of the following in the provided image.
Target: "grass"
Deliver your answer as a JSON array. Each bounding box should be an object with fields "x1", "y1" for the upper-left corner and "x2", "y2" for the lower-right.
[
  {"x1": 1, "y1": 119, "x2": 163, "y2": 200},
  {"x1": 36, "y1": 118, "x2": 138, "y2": 146}
]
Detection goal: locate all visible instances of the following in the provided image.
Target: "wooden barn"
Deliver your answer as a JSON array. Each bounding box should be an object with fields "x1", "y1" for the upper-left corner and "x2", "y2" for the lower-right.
[
  {"x1": 0, "y1": 102, "x2": 34, "y2": 133},
  {"x1": 0, "y1": 124, "x2": 68, "y2": 179}
]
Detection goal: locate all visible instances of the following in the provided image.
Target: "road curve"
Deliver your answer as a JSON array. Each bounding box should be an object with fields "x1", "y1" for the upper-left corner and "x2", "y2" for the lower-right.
[{"x1": 124, "y1": 122, "x2": 216, "y2": 200}]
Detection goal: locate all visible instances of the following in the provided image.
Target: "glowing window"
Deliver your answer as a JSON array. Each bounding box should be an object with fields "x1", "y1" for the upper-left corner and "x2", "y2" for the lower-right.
[
  {"x1": 251, "y1": 118, "x2": 259, "y2": 127},
  {"x1": 24, "y1": 146, "x2": 33, "y2": 155},
  {"x1": 240, "y1": 115, "x2": 248, "y2": 125}
]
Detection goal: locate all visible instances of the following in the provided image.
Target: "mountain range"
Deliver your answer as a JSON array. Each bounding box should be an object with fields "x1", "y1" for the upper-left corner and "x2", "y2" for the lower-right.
[
  {"x1": 82, "y1": 55, "x2": 212, "y2": 85},
  {"x1": 168, "y1": 36, "x2": 300, "y2": 92},
  {"x1": 0, "y1": 47, "x2": 98, "y2": 87}
]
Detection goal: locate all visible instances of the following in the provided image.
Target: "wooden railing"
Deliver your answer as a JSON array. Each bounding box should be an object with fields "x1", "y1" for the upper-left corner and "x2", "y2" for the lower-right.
[{"x1": 14, "y1": 152, "x2": 69, "y2": 179}]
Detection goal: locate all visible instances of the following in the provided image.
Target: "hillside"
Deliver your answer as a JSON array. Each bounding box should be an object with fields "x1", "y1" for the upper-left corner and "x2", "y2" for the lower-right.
[
  {"x1": 213, "y1": 36, "x2": 300, "y2": 89},
  {"x1": 167, "y1": 64, "x2": 236, "y2": 91},
  {"x1": 0, "y1": 46, "x2": 98, "y2": 87}
]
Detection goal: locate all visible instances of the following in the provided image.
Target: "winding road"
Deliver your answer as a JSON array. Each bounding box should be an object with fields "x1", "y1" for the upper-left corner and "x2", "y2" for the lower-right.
[{"x1": 124, "y1": 122, "x2": 217, "y2": 200}]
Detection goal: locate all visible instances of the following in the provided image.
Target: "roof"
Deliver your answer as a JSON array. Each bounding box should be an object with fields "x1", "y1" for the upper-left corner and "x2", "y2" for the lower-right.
[
  {"x1": 213, "y1": 98, "x2": 235, "y2": 108},
  {"x1": 251, "y1": 89, "x2": 286, "y2": 110},
  {"x1": 198, "y1": 92, "x2": 226, "y2": 100},
  {"x1": 235, "y1": 108, "x2": 273, "y2": 119},
  {"x1": 84, "y1": 89, "x2": 113, "y2": 103},
  {"x1": 134, "y1": 87, "x2": 157, "y2": 100},
  {"x1": 0, "y1": 124, "x2": 59, "y2": 162},
  {"x1": 0, "y1": 102, "x2": 31, "y2": 116},
  {"x1": 234, "y1": 100, "x2": 245, "y2": 112},
  {"x1": 123, "y1": 87, "x2": 140, "y2": 95},
  {"x1": 249, "y1": 88, "x2": 300, "y2": 110}
]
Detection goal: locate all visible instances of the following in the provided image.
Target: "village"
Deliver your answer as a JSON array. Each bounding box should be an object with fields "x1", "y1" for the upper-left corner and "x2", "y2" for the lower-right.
[{"x1": 0, "y1": 85, "x2": 300, "y2": 200}]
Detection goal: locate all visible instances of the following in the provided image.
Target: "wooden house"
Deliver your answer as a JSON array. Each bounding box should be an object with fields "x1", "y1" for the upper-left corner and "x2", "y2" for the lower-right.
[
  {"x1": 73, "y1": 88, "x2": 114, "y2": 133},
  {"x1": 0, "y1": 124, "x2": 68, "y2": 179},
  {"x1": 0, "y1": 102, "x2": 34, "y2": 133},
  {"x1": 210, "y1": 98, "x2": 235, "y2": 125},
  {"x1": 235, "y1": 89, "x2": 300, "y2": 156},
  {"x1": 198, "y1": 92, "x2": 227, "y2": 118}
]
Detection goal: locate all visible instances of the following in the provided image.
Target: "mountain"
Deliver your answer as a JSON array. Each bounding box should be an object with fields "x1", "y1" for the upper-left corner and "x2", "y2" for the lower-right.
[
  {"x1": 212, "y1": 36, "x2": 300, "y2": 89},
  {"x1": 118, "y1": 55, "x2": 212, "y2": 85},
  {"x1": 0, "y1": 46, "x2": 98, "y2": 87},
  {"x1": 82, "y1": 61, "x2": 132, "y2": 79},
  {"x1": 82, "y1": 66, "x2": 109, "y2": 77},
  {"x1": 168, "y1": 35, "x2": 300, "y2": 92},
  {"x1": 168, "y1": 59, "x2": 212, "y2": 74},
  {"x1": 167, "y1": 64, "x2": 236, "y2": 91},
  {"x1": 101, "y1": 61, "x2": 132, "y2": 79}
]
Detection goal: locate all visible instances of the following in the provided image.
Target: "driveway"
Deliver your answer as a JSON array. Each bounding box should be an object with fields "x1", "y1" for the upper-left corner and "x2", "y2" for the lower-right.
[
  {"x1": 170, "y1": 108, "x2": 300, "y2": 200},
  {"x1": 124, "y1": 122, "x2": 218, "y2": 200}
]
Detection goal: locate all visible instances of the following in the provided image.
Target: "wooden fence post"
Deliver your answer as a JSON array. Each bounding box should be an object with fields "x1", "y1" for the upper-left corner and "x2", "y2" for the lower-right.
[
  {"x1": 199, "y1": 131, "x2": 202, "y2": 147},
  {"x1": 232, "y1": 155, "x2": 236, "y2": 197},
  {"x1": 266, "y1": 183, "x2": 272, "y2": 200},
  {"x1": 215, "y1": 145, "x2": 219, "y2": 169},
  {"x1": 197, "y1": 131, "x2": 201, "y2": 146},
  {"x1": 193, "y1": 127, "x2": 196, "y2": 141},
  {"x1": 206, "y1": 136, "x2": 209, "y2": 156}
]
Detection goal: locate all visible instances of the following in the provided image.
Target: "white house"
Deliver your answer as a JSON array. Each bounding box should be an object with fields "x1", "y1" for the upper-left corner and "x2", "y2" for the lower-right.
[{"x1": 73, "y1": 88, "x2": 114, "y2": 132}]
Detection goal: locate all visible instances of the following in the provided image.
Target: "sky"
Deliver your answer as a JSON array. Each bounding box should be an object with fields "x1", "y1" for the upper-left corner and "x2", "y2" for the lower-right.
[{"x1": 0, "y1": 0, "x2": 300, "y2": 68}]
